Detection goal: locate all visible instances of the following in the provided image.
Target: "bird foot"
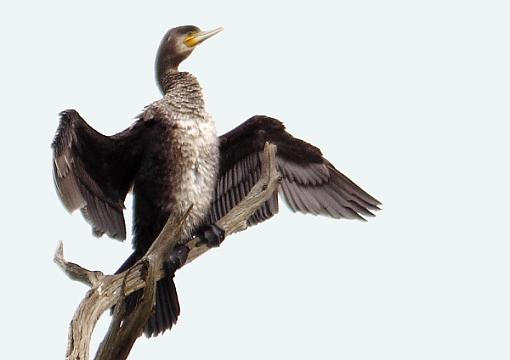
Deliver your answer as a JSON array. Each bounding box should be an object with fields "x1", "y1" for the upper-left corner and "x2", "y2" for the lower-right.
[
  {"x1": 166, "y1": 245, "x2": 190, "y2": 273},
  {"x1": 197, "y1": 224, "x2": 225, "y2": 248}
]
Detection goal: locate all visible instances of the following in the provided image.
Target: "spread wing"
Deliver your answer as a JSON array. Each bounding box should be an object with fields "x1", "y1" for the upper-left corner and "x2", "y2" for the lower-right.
[
  {"x1": 209, "y1": 116, "x2": 381, "y2": 226},
  {"x1": 52, "y1": 109, "x2": 147, "y2": 240}
]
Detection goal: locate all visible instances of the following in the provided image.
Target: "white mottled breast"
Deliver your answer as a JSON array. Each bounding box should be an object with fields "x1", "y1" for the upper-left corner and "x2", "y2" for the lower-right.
[
  {"x1": 141, "y1": 72, "x2": 219, "y2": 241},
  {"x1": 164, "y1": 111, "x2": 219, "y2": 240}
]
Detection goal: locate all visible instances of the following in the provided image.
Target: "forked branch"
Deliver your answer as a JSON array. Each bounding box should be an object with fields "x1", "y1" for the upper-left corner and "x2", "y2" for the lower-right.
[{"x1": 56, "y1": 143, "x2": 281, "y2": 360}]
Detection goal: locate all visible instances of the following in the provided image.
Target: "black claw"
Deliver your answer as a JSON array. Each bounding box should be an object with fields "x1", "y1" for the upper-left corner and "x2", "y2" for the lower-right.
[
  {"x1": 197, "y1": 224, "x2": 225, "y2": 248},
  {"x1": 166, "y1": 245, "x2": 189, "y2": 273}
]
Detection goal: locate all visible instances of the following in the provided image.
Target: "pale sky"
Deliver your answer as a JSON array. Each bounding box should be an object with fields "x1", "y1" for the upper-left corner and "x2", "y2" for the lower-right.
[{"x1": 1, "y1": 1, "x2": 509, "y2": 359}]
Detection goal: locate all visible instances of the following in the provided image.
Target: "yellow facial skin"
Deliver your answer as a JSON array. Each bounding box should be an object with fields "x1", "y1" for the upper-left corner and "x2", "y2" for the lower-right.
[{"x1": 184, "y1": 27, "x2": 223, "y2": 48}]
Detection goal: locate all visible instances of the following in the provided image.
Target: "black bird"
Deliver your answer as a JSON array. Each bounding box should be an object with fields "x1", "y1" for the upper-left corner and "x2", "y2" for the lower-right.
[{"x1": 52, "y1": 25, "x2": 380, "y2": 337}]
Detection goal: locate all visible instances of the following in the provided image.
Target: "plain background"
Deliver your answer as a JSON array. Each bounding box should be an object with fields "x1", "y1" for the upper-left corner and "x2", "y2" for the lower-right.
[{"x1": 1, "y1": 1, "x2": 509, "y2": 359}]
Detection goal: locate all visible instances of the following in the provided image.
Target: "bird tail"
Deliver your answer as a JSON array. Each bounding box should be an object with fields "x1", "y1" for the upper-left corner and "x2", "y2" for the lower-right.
[{"x1": 115, "y1": 252, "x2": 180, "y2": 337}]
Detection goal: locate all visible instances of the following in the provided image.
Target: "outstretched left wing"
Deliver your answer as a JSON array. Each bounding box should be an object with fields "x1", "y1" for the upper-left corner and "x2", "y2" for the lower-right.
[
  {"x1": 52, "y1": 109, "x2": 147, "y2": 240},
  {"x1": 209, "y1": 115, "x2": 380, "y2": 226}
]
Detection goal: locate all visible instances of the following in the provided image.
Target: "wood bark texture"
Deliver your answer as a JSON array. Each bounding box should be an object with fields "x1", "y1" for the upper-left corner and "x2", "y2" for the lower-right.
[{"x1": 55, "y1": 143, "x2": 281, "y2": 360}]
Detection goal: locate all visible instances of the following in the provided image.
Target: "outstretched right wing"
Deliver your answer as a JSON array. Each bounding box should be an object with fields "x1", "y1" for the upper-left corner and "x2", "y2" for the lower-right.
[{"x1": 52, "y1": 109, "x2": 148, "y2": 240}]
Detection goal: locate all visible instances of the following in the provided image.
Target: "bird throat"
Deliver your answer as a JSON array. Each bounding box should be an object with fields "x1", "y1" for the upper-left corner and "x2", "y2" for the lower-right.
[{"x1": 158, "y1": 70, "x2": 201, "y2": 96}]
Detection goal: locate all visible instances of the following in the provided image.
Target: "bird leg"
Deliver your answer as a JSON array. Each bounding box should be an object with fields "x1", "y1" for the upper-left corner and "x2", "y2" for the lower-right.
[{"x1": 196, "y1": 224, "x2": 225, "y2": 248}]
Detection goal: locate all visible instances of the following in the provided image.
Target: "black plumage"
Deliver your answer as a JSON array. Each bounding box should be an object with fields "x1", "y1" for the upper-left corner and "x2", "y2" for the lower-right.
[
  {"x1": 52, "y1": 109, "x2": 146, "y2": 240},
  {"x1": 210, "y1": 116, "x2": 380, "y2": 226}
]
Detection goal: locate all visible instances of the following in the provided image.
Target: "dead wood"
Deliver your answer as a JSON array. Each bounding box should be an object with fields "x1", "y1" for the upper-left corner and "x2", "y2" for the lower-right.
[{"x1": 55, "y1": 143, "x2": 281, "y2": 360}]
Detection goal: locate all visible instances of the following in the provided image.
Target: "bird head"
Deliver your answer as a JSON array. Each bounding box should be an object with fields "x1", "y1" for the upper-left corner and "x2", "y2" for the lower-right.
[{"x1": 156, "y1": 25, "x2": 223, "y2": 81}]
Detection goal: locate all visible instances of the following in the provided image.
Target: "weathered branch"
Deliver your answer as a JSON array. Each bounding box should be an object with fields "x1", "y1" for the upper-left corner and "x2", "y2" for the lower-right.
[
  {"x1": 94, "y1": 260, "x2": 156, "y2": 360},
  {"x1": 56, "y1": 143, "x2": 280, "y2": 360},
  {"x1": 93, "y1": 206, "x2": 192, "y2": 360},
  {"x1": 54, "y1": 241, "x2": 104, "y2": 287}
]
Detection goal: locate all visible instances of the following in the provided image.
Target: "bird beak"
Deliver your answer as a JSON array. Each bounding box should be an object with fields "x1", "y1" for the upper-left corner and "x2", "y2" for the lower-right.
[{"x1": 184, "y1": 27, "x2": 224, "y2": 48}]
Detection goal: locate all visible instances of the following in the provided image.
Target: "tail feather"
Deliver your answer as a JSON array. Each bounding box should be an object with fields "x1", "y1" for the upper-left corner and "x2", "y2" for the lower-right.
[
  {"x1": 114, "y1": 252, "x2": 180, "y2": 337},
  {"x1": 145, "y1": 277, "x2": 180, "y2": 337}
]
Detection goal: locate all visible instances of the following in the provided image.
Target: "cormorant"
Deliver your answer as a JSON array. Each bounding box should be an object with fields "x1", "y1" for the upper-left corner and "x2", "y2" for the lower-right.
[{"x1": 52, "y1": 25, "x2": 380, "y2": 337}]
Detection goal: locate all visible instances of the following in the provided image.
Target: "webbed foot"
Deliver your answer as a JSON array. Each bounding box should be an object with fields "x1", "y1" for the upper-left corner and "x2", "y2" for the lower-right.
[
  {"x1": 165, "y1": 245, "x2": 190, "y2": 273},
  {"x1": 197, "y1": 224, "x2": 225, "y2": 248}
]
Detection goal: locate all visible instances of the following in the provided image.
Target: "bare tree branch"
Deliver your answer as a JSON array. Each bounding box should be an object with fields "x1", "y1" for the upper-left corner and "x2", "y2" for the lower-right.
[
  {"x1": 56, "y1": 143, "x2": 280, "y2": 360},
  {"x1": 94, "y1": 260, "x2": 156, "y2": 360},
  {"x1": 54, "y1": 241, "x2": 104, "y2": 287}
]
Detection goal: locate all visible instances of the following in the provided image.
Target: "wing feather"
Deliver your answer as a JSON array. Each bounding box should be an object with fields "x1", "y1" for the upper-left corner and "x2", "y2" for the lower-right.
[
  {"x1": 52, "y1": 109, "x2": 146, "y2": 240},
  {"x1": 209, "y1": 115, "x2": 380, "y2": 227}
]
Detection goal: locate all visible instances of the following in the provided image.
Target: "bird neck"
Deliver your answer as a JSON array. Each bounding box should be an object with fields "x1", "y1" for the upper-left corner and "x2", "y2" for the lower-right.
[
  {"x1": 158, "y1": 70, "x2": 205, "y2": 110},
  {"x1": 157, "y1": 67, "x2": 175, "y2": 94},
  {"x1": 156, "y1": 45, "x2": 193, "y2": 93},
  {"x1": 158, "y1": 69, "x2": 197, "y2": 92}
]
